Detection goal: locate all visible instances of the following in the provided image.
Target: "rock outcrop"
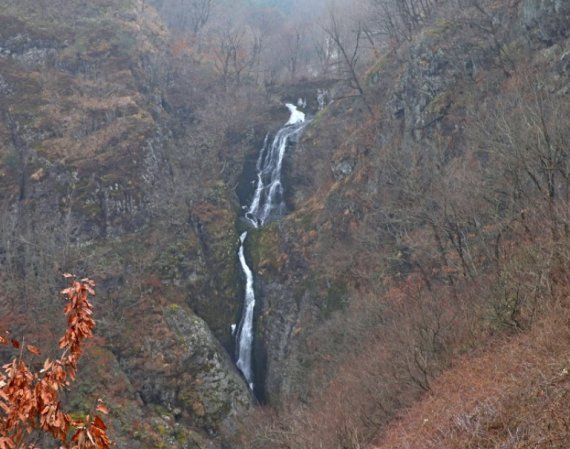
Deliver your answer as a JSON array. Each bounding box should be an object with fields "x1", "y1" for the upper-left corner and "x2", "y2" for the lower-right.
[
  {"x1": 249, "y1": 0, "x2": 570, "y2": 406},
  {"x1": 0, "y1": 1, "x2": 255, "y2": 446}
]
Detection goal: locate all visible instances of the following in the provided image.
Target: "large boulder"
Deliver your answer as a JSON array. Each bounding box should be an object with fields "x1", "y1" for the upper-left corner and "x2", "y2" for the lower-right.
[{"x1": 138, "y1": 304, "x2": 253, "y2": 434}]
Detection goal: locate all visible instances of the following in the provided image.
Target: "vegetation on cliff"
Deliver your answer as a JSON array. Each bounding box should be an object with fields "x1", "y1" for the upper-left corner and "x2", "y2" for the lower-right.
[
  {"x1": 233, "y1": 0, "x2": 570, "y2": 448},
  {"x1": 1, "y1": 0, "x2": 569, "y2": 448}
]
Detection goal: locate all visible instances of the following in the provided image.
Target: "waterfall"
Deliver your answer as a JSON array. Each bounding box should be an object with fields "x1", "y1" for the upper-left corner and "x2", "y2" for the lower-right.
[
  {"x1": 235, "y1": 104, "x2": 308, "y2": 391},
  {"x1": 245, "y1": 104, "x2": 306, "y2": 228},
  {"x1": 236, "y1": 231, "x2": 255, "y2": 390}
]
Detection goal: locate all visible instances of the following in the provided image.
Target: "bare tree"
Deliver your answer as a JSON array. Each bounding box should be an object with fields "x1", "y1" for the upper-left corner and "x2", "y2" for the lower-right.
[
  {"x1": 286, "y1": 25, "x2": 304, "y2": 81},
  {"x1": 368, "y1": 0, "x2": 439, "y2": 44},
  {"x1": 313, "y1": 32, "x2": 336, "y2": 76},
  {"x1": 187, "y1": 0, "x2": 214, "y2": 35},
  {"x1": 153, "y1": 0, "x2": 216, "y2": 35},
  {"x1": 212, "y1": 24, "x2": 260, "y2": 90},
  {"x1": 474, "y1": 77, "x2": 570, "y2": 240},
  {"x1": 323, "y1": 11, "x2": 373, "y2": 115}
]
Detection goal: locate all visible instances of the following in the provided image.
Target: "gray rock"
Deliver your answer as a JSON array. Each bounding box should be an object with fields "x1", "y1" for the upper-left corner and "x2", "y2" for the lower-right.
[
  {"x1": 332, "y1": 158, "x2": 356, "y2": 181},
  {"x1": 522, "y1": 0, "x2": 570, "y2": 46},
  {"x1": 163, "y1": 305, "x2": 253, "y2": 434},
  {"x1": 0, "y1": 74, "x2": 12, "y2": 95}
]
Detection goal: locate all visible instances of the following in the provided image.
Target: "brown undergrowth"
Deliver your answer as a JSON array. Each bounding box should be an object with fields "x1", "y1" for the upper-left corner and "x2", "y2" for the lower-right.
[
  {"x1": 236, "y1": 230, "x2": 570, "y2": 449},
  {"x1": 374, "y1": 299, "x2": 570, "y2": 449}
]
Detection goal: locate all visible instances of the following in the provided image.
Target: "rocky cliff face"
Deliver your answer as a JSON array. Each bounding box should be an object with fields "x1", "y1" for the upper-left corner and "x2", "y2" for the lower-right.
[
  {"x1": 249, "y1": 0, "x2": 570, "y2": 404},
  {"x1": 0, "y1": 1, "x2": 262, "y2": 447},
  {"x1": 2, "y1": 0, "x2": 569, "y2": 446},
  {"x1": 522, "y1": 0, "x2": 570, "y2": 45}
]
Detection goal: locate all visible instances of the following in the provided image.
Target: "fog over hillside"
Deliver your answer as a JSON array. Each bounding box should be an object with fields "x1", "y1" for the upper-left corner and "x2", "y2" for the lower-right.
[{"x1": 0, "y1": 0, "x2": 569, "y2": 448}]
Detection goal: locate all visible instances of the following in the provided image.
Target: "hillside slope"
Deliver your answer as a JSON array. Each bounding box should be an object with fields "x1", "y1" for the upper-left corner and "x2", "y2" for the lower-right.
[
  {"x1": 236, "y1": 0, "x2": 570, "y2": 447},
  {"x1": 0, "y1": 1, "x2": 275, "y2": 447},
  {"x1": 1, "y1": 0, "x2": 569, "y2": 448},
  {"x1": 374, "y1": 303, "x2": 570, "y2": 449}
]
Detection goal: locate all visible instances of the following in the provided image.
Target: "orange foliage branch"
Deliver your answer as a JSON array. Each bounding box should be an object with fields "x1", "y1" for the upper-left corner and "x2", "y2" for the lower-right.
[{"x1": 0, "y1": 275, "x2": 112, "y2": 449}]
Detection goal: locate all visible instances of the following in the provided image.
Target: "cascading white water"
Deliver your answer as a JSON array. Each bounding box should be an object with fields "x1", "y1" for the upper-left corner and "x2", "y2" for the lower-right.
[
  {"x1": 236, "y1": 231, "x2": 255, "y2": 390},
  {"x1": 235, "y1": 104, "x2": 308, "y2": 391},
  {"x1": 245, "y1": 104, "x2": 307, "y2": 229}
]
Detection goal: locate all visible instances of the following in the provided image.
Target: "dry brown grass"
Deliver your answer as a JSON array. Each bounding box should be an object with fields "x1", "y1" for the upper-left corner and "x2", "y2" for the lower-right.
[{"x1": 373, "y1": 302, "x2": 570, "y2": 449}]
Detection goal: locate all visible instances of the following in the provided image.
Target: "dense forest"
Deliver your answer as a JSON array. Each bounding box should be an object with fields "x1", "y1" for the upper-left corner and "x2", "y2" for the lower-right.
[{"x1": 1, "y1": 0, "x2": 569, "y2": 448}]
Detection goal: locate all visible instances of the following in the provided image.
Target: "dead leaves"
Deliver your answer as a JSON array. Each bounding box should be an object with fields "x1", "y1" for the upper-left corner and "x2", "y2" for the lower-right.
[
  {"x1": 70, "y1": 414, "x2": 111, "y2": 449},
  {"x1": 25, "y1": 345, "x2": 41, "y2": 356},
  {"x1": 0, "y1": 437, "x2": 15, "y2": 449},
  {"x1": 95, "y1": 401, "x2": 109, "y2": 415},
  {"x1": 0, "y1": 275, "x2": 113, "y2": 449}
]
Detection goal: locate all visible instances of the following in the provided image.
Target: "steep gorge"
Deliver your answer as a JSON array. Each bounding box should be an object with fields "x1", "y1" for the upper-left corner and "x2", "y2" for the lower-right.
[
  {"x1": 235, "y1": 102, "x2": 309, "y2": 397},
  {"x1": 1, "y1": 0, "x2": 570, "y2": 448},
  {"x1": 237, "y1": 1, "x2": 570, "y2": 447}
]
